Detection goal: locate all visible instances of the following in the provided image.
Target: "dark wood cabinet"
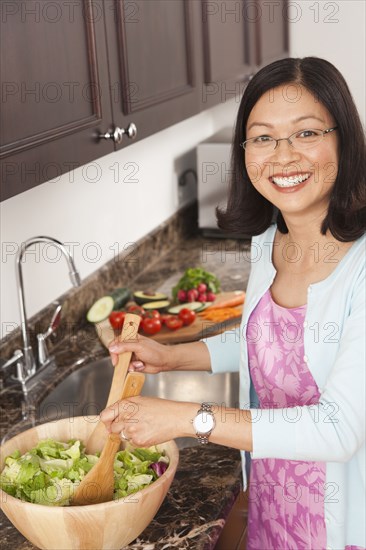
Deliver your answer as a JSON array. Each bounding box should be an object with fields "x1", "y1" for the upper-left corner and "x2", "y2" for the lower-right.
[
  {"x1": 103, "y1": 0, "x2": 200, "y2": 147},
  {"x1": 0, "y1": 0, "x2": 114, "y2": 201},
  {"x1": 0, "y1": 0, "x2": 288, "y2": 202},
  {"x1": 199, "y1": 0, "x2": 252, "y2": 109},
  {"x1": 196, "y1": 0, "x2": 288, "y2": 110},
  {"x1": 254, "y1": 0, "x2": 289, "y2": 67}
]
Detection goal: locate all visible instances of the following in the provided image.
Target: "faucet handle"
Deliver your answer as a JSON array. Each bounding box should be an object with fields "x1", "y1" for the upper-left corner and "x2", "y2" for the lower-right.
[
  {"x1": 1, "y1": 349, "x2": 23, "y2": 371},
  {"x1": 37, "y1": 303, "x2": 62, "y2": 366},
  {"x1": 0, "y1": 350, "x2": 28, "y2": 386}
]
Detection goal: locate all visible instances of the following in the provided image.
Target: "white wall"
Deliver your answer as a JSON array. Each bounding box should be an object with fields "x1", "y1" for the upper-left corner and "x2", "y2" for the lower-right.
[
  {"x1": 289, "y1": 0, "x2": 365, "y2": 123},
  {"x1": 1, "y1": 0, "x2": 365, "y2": 337}
]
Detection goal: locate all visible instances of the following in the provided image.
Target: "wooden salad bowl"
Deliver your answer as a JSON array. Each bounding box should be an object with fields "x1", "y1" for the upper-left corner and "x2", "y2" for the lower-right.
[{"x1": 0, "y1": 416, "x2": 179, "y2": 550}]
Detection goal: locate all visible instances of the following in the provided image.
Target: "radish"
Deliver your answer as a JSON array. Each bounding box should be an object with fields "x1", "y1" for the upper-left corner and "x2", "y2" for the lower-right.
[
  {"x1": 177, "y1": 289, "x2": 187, "y2": 302},
  {"x1": 187, "y1": 288, "x2": 199, "y2": 301}
]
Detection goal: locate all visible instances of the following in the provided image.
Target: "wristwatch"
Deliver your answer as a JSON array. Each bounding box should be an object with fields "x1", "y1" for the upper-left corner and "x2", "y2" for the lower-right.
[{"x1": 192, "y1": 403, "x2": 216, "y2": 444}]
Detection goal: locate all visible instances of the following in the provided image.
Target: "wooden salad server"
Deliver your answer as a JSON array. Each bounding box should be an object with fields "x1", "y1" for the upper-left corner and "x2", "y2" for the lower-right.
[
  {"x1": 85, "y1": 312, "x2": 141, "y2": 455},
  {"x1": 71, "y1": 371, "x2": 145, "y2": 506}
]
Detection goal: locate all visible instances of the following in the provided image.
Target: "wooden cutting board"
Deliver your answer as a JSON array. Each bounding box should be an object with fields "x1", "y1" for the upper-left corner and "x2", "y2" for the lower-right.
[{"x1": 95, "y1": 291, "x2": 244, "y2": 347}]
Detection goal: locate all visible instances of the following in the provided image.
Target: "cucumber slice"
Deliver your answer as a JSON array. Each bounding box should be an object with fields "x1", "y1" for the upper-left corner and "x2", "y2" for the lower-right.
[
  {"x1": 195, "y1": 302, "x2": 211, "y2": 312},
  {"x1": 167, "y1": 302, "x2": 206, "y2": 315},
  {"x1": 87, "y1": 296, "x2": 114, "y2": 323}
]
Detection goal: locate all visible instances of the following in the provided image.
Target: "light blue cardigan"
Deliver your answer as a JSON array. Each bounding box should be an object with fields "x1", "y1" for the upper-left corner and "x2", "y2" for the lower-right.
[{"x1": 205, "y1": 225, "x2": 366, "y2": 549}]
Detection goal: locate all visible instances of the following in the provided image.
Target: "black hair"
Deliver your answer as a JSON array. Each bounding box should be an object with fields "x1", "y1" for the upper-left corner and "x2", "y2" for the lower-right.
[{"x1": 217, "y1": 57, "x2": 366, "y2": 241}]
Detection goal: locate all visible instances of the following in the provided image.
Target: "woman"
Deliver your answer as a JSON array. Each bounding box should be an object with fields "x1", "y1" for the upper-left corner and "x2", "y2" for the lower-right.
[{"x1": 101, "y1": 57, "x2": 365, "y2": 550}]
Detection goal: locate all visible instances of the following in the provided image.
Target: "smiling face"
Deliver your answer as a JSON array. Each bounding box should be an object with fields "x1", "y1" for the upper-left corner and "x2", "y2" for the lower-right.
[{"x1": 244, "y1": 84, "x2": 339, "y2": 224}]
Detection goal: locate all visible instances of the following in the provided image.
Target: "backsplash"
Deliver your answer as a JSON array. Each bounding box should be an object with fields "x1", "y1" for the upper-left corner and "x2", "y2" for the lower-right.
[{"x1": 0, "y1": 202, "x2": 198, "y2": 362}]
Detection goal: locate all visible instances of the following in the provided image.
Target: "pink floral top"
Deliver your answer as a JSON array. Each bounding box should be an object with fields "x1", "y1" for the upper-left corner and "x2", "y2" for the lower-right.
[{"x1": 246, "y1": 289, "x2": 362, "y2": 550}]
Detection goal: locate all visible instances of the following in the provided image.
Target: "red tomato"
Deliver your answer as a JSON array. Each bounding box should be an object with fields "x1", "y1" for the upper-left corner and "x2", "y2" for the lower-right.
[
  {"x1": 127, "y1": 304, "x2": 145, "y2": 316},
  {"x1": 165, "y1": 317, "x2": 184, "y2": 331},
  {"x1": 178, "y1": 308, "x2": 196, "y2": 326},
  {"x1": 141, "y1": 317, "x2": 162, "y2": 335},
  {"x1": 159, "y1": 314, "x2": 172, "y2": 325},
  {"x1": 109, "y1": 311, "x2": 126, "y2": 330},
  {"x1": 143, "y1": 309, "x2": 161, "y2": 319}
]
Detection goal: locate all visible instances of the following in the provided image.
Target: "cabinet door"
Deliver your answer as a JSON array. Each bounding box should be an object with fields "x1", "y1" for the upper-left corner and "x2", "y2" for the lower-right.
[
  {"x1": 199, "y1": 0, "x2": 253, "y2": 110},
  {"x1": 254, "y1": 0, "x2": 289, "y2": 67},
  {"x1": 103, "y1": 0, "x2": 200, "y2": 147},
  {"x1": 0, "y1": 0, "x2": 113, "y2": 201}
]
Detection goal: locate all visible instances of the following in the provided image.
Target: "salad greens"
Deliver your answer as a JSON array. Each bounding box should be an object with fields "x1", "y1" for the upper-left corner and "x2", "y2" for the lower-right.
[
  {"x1": 0, "y1": 438, "x2": 169, "y2": 506},
  {"x1": 172, "y1": 267, "x2": 220, "y2": 300}
]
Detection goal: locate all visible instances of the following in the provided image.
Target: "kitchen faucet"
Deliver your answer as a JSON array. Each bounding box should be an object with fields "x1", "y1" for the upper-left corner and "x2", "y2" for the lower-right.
[{"x1": 2, "y1": 236, "x2": 81, "y2": 384}]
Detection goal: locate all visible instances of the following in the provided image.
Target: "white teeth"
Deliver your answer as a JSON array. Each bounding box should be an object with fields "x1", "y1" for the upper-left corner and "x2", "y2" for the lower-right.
[{"x1": 271, "y1": 173, "x2": 311, "y2": 188}]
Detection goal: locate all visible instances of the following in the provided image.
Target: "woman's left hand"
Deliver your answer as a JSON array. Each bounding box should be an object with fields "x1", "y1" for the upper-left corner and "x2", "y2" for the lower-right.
[{"x1": 100, "y1": 396, "x2": 197, "y2": 447}]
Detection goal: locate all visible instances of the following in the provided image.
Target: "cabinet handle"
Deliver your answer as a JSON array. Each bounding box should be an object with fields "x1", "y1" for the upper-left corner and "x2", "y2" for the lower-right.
[{"x1": 100, "y1": 123, "x2": 137, "y2": 144}]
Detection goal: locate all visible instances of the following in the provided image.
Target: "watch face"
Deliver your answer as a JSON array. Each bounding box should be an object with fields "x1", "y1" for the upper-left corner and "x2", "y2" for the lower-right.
[{"x1": 193, "y1": 411, "x2": 215, "y2": 434}]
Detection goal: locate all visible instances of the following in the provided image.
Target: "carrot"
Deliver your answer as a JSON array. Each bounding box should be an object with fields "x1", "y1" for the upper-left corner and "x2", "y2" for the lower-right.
[
  {"x1": 198, "y1": 307, "x2": 242, "y2": 322},
  {"x1": 203, "y1": 291, "x2": 245, "y2": 311}
]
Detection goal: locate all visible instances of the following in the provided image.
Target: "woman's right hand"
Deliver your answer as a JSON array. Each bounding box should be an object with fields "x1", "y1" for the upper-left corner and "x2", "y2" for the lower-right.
[{"x1": 108, "y1": 333, "x2": 174, "y2": 374}]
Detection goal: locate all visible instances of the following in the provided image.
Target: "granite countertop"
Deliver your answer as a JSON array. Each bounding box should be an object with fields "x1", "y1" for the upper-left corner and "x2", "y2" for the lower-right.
[{"x1": 0, "y1": 234, "x2": 250, "y2": 549}]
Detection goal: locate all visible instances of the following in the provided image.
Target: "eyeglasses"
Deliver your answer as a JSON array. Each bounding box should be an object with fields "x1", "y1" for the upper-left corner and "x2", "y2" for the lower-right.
[{"x1": 240, "y1": 127, "x2": 338, "y2": 152}]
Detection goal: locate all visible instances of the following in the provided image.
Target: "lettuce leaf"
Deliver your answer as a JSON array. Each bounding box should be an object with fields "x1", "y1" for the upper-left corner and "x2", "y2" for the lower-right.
[{"x1": 0, "y1": 439, "x2": 169, "y2": 506}]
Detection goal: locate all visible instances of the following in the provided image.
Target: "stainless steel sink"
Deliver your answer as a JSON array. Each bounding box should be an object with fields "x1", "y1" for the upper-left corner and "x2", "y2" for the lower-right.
[{"x1": 39, "y1": 356, "x2": 239, "y2": 448}]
